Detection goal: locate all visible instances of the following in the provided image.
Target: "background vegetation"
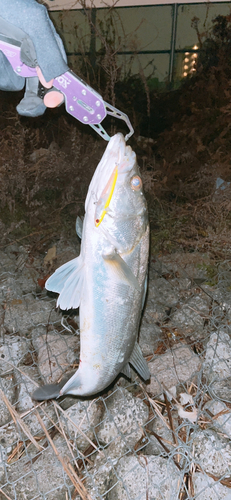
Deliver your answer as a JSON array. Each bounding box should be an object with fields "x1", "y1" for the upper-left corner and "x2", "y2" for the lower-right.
[{"x1": 1, "y1": 10, "x2": 231, "y2": 259}]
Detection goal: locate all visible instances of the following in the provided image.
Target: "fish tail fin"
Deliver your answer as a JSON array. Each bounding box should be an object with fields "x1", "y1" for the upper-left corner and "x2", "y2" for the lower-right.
[
  {"x1": 45, "y1": 255, "x2": 84, "y2": 310},
  {"x1": 32, "y1": 383, "x2": 61, "y2": 401},
  {"x1": 32, "y1": 370, "x2": 77, "y2": 401},
  {"x1": 60, "y1": 369, "x2": 82, "y2": 396}
]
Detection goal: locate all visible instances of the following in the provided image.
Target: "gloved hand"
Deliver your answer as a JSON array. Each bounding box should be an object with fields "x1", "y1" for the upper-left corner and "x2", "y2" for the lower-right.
[{"x1": 0, "y1": 0, "x2": 68, "y2": 117}]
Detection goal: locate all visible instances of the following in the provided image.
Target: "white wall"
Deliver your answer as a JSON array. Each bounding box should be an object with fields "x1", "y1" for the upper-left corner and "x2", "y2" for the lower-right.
[
  {"x1": 49, "y1": 1, "x2": 231, "y2": 83},
  {"x1": 48, "y1": 0, "x2": 231, "y2": 9}
]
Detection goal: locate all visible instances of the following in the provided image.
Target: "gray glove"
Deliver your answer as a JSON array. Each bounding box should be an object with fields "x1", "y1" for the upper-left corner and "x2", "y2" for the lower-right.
[{"x1": 0, "y1": 0, "x2": 68, "y2": 117}]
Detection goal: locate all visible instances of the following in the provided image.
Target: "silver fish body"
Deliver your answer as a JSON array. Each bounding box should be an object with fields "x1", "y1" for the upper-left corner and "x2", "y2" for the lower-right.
[{"x1": 33, "y1": 133, "x2": 149, "y2": 400}]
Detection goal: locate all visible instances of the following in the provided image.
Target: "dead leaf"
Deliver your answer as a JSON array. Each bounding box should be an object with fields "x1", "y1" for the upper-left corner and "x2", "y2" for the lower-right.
[
  {"x1": 176, "y1": 403, "x2": 198, "y2": 423},
  {"x1": 44, "y1": 246, "x2": 56, "y2": 265},
  {"x1": 179, "y1": 393, "x2": 194, "y2": 406},
  {"x1": 10, "y1": 299, "x2": 23, "y2": 306},
  {"x1": 37, "y1": 274, "x2": 51, "y2": 290}
]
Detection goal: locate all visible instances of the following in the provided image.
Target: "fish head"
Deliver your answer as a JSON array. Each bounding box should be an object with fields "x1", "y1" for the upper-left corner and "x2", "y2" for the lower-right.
[{"x1": 86, "y1": 133, "x2": 148, "y2": 252}]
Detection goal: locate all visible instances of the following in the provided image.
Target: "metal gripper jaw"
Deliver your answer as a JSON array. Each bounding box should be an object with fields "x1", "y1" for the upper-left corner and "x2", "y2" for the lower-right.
[{"x1": 90, "y1": 102, "x2": 134, "y2": 142}]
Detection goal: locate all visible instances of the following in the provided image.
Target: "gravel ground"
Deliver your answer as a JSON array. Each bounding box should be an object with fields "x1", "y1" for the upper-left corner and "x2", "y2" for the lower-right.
[{"x1": 1, "y1": 239, "x2": 231, "y2": 500}]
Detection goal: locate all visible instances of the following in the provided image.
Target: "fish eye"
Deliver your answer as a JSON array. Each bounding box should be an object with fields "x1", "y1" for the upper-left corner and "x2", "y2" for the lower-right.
[{"x1": 131, "y1": 175, "x2": 142, "y2": 191}]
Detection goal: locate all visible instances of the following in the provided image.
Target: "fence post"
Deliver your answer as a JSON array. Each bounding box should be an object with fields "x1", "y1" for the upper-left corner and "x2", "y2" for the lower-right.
[{"x1": 169, "y1": 3, "x2": 178, "y2": 87}]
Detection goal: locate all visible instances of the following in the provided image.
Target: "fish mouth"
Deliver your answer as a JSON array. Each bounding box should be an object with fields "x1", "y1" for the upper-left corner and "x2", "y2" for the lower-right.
[{"x1": 85, "y1": 133, "x2": 129, "y2": 212}]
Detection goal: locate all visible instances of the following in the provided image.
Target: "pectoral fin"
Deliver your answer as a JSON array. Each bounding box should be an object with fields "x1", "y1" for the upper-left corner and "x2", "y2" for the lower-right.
[
  {"x1": 103, "y1": 252, "x2": 141, "y2": 292},
  {"x1": 45, "y1": 255, "x2": 84, "y2": 310},
  {"x1": 129, "y1": 342, "x2": 150, "y2": 381}
]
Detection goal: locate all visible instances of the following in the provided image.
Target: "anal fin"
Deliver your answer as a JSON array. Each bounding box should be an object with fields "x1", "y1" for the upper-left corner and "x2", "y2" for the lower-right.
[
  {"x1": 121, "y1": 363, "x2": 131, "y2": 379},
  {"x1": 129, "y1": 342, "x2": 150, "y2": 381}
]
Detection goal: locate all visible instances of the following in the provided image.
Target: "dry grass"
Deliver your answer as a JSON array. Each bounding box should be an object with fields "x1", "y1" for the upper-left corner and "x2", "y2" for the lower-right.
[{"x1": 1, "y1": 14, "x2": 231, "y2": 260}]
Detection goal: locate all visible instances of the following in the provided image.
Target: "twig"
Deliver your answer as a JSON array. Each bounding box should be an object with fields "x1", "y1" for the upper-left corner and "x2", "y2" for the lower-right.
[
  {"x1": 139, "y1": 383, "x2": 171, "y2": 430},
  {"x1": 53, "y1": 404, "x2": 83, "y2": 472},
  {"x1": 0, "y1": 488, "x2": 14, "y2": 500},
  {"x1": 197, "y1": 465, "x2": 231, "y2": 489},
  {"x1": 164, "y1": 393, "x2": 178, "y2": 446},
  {"x1": 38, "y1": 404, "x2": 93, "y2": 468},
  {"x1": 0, "y1": 401, "x2": 47, "y2": 431},
  {"x1": 146, "y1": 429, "x2": 182, "y2": 472},
  {"x1": 0, "y1": 230, "x2": 44, "y2": 249},
  {"x1": 7, "y1": 440, "x2": 29, "y2": 464}
]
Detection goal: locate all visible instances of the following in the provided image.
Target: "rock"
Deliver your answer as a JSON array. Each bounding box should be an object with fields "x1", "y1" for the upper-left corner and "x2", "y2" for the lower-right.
[
  {"x1": 144, "y1": 301, "x2": 167, "y2": 323},
  {"x1": 204, "y1": 400, "x2": 231, "y2": 439},
  {"x1": 170, "y1": 277, "x2": 192, "y2": 291},
  {"x1": 0, "y1": 335, "x2": 29, "y2": 375},
  {"x1": 193, "y1": 429, "x2": 231, "y2": 476},
  {"x1": 4, "y1": 293, "x2": 60, "y2": 334},
  {"x1": 148, "y1": 277, "x2": 180, "y2": 307},
  {"x1": 0, "y1": 455, "x2": 5, "y2": 484},
  {"x1": 139, "y1": 321, "x2": 162, "y2": 356},
  {"x1": 97, "y1": 387, "x2": 149, "y2": 448},
  {"x1": 0, "y1": 251, "x2": 16, "y2": 274},
  {"x1": 0, "y1": 423, "x2": 21, "y2": 486},
  {"x1": 144, "y1": 410, "x2": 179, "y2": 456},
  {"x1": 204, "y1": 331, "x2": 231, "y2": 381},
  {"x1": 23, "y1": 403, "x2": 57, "y2": 436},
  {"x1": 144, "y1": 275, "x2": 180, "y2": 324},
  {"x1": 32, "y1": 329, "x2": 79, "y2": 383},
  {"x1": 171, "y1": 295, "x2": 210, "y2": 337},
  {"x1": 15, "y1": 267, "x2": 38, "y2": 294},
  {"x1": 52, "y1": 247, "x2": 79, "y2": 269},
  {"x1": 82, "y1": 437, "x2": 137, "y2": 500},
  {"x1": 159, "y1": 252, "x2": 211, "y2": 280},
  {"x1": 0, "y1": 423, "x2": 21, "y2": 480},
  {"x1": 108, "y1": 455, "x2": 181, "y2": 500},
  {"x1": 0, "y1": 374, "x2": 16, "y2": 426},
  {"x1": 83, "y1": 427, "x2": 150, "y2": 499},
  {"x1": 84, "y1": 457, "x2": 114, "y2": 500},
  {"x1": 15, "y1": 366, "x2": 41, "y2": 412},
  {"x1": 5, "y1": 435, "x2": 74, "y2": 500},
  {"x1": 193, "y1": 472, "x2": 231, "y2": 499},
  {"x1": 0, "y1": 275, "x2": 23, "y2": 303},
  {"x1": 146, "y1": 344, "x2": 201, "y2": 395},
  {"x1": 209, "y1": 376, "x2": 231, "y2": 403},
  {"x1": 60, "y1": 399, "x2": 103, "y2": 451}
]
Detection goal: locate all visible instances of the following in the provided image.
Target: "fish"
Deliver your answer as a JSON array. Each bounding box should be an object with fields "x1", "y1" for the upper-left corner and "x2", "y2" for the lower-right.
[{"x1": 32, "y1": 133, "x2": 149, "y2": 401}]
